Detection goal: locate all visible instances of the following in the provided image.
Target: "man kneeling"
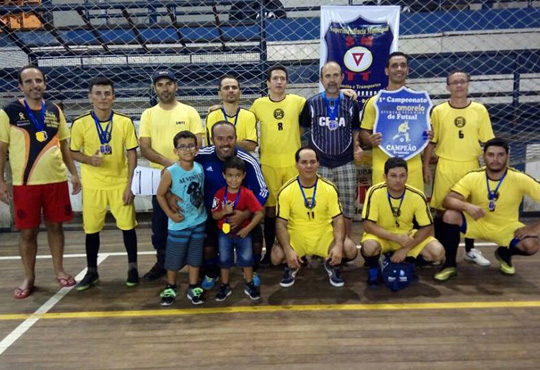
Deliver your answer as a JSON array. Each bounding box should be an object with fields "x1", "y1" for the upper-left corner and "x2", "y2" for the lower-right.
[
  {"x1": 271, "y1": 147, "x2": 358, "y2": 287},
  {"x1": 361, "y1": 158, "x2": 445, "y2": 285}
]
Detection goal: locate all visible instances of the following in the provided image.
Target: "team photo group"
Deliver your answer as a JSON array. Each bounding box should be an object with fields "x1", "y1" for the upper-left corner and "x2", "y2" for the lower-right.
[{"x1": 2, "y1": 50, "x2": 540, "y2": 305}]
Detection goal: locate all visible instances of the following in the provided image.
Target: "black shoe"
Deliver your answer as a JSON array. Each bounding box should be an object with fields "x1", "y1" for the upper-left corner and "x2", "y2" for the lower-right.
[
  {"x1": 143, "y1": 263, "x2": 166, "y2": 282},
  {"x1": 126, "y1": 268, "x2": 139, "y2": 287},
  {"x1": 324, "y1": 260, "x2": 344, "y2": 287},
  {"x1": 77, "y1": 270, "x2": 99, "y2": 291},
  {"x1": 280, "y1": 266, "x2": 298, "y2": 288},
  {"x1": 215, "y1": 284, "x2": 232, "y2": 302},
  {"x1": 244, "y1": 281, "x2": 261, "y2": 300},
  {"x1": 160, "y1": 286, "x2": 177, "y2": 306}
]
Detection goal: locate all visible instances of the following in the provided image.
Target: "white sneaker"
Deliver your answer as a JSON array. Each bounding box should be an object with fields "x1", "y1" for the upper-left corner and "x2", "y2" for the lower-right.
[{"x1": 463, "y1": 248, "x2": 491, "y2": 266}]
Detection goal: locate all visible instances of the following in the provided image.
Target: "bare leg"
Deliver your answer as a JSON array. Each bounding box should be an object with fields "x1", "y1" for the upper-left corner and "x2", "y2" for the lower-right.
[
  {"x1": 220, "y1": 268, "x2": 230, "y2": 285},
  {"x1": 166, "y1": 270, "x2": 178, "y2": 286},
  {"x1": 188, "y1": 266, "x2": 200, "y2": 286},
  {"x1": 46, "y1": 222, "x2": 70, "y2": 279},
  {"x1": 18, "y1": 228, "x2": 39, "y2": 289}
]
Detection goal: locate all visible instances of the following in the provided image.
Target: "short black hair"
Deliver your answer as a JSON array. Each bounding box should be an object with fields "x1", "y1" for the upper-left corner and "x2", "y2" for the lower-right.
[
  {"x1": 18, "y1": 65, "x2": 46, "y2": 84},
  {"x1": 484, "y1": 137, "x2": 508, "y2": 154},
  {"x1": 446, "y1": 69, "x2": 471, "y2": 85},
  {"x1": 210, "y1": 120, "x2": 236, "y2": 140},
  {"x1": 223, "y1": 155, "x2": 246, "y2": 173},
  {"x1": 386, "y1": 52, "x2": 409, "y2": 68},
  {"x1": 173, "y1": 130, "x2": 197, "y2": 148},
  {"x1": 267, "y1": 65, "x2": 288, "y2": 82},
  {"x1": 88, "y1": 76, "x2": 115, "y2": 94},
  {"x1": 384, "y1": 157, "x2": 408, "y2": 174},
  {"x1": 295, "y1": 146, "x2": 319, "y2": 163},
  {"x1": 320, "y1": 61, "x2": 343, "y2": 77},
  {"x1": 218, "y1": 75, "x2": 241, "y2": 91}
]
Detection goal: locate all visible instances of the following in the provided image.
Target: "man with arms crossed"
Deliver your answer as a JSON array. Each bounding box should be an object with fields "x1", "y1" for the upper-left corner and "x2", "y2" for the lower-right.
[
  {"x1": 139, "y1": 70, "x2": 204, "y2": 281},
  {"x1": 0, "y1": 65, "x2": 81, "y2": 299}
]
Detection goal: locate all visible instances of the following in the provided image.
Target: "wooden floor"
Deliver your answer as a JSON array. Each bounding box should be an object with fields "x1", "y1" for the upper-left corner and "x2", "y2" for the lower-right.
[{"x1": 1, "y1": 226, "x2": 540, "y2": 369}]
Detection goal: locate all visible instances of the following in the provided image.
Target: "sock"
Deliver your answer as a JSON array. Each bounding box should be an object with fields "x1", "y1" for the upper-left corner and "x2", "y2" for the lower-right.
[
  {"x1": 253, "y1": 254, "x2": 261, "y2": 272},
  {"x1": 496, "y1": 246, "x2": 512, "y2": 264},
  {"x1": 85, "y1": 232, "x2": 100, "y2": 270},
  {"x1": 509, "y1": 244, "x2": 529, "y2": 257},
  {"x1": 188, "y1": 284, "x2": 197, "y2": 290},
  {"x1": 405, "y1": 256, "x2": 416, "y2": 264},
  {"x1": 434, "y1": 217, "x2": 444, "y2": 241},
  {"x1": 122, "y1": 228, "x2": 138, "y2": 264},
  {"x1": 165, "y1": 283, "x2": 177, "y2": 290},
  {"x1": 361, "y1": 248, "x2": 379, "y2": 268},
  {"x1": 465, "y1": 238, "x2": 475, "y2": 253},
  {"x1": 204, "y1": 257, "x2": 220, "y2": 279},
  {"x1": 264, "y1": 216, "x2": 276, "y2": 257},
  {"x1": 441, "y1": 222, "x2": 460, "y2": 268}
]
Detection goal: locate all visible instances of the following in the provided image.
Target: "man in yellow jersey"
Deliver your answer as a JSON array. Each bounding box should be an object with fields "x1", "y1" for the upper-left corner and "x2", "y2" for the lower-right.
[
  {"x1": 205, "y1": 75, "x2": 257, "y2": 152},
  {"x1": 423, "y1": 70, "x2": 494, "y2": 267},
  {"x1": 250, "y1": 65, "x2": 306, "y2": 266},
  {"x1": 360, "y1": 51, "x2": 429, "y2": 192},
  {"x1": 361, "y1": 157, "x2": 444, "y2": 285},
  {"x1": 139, "y1": 70, "x2": 204, "y2": 281},
  {"x1": 70, "y1": 77, "x2": 139, "y2": 291},
  {"x1": 435, "y1": 138, "x2": 540, "y2": 281},
  {"x1": 0, "y1": 65, "x2": 81, "y2": 299},
  {"x1": 272, "y1": 147, "x2": 358, "y2": 288}
]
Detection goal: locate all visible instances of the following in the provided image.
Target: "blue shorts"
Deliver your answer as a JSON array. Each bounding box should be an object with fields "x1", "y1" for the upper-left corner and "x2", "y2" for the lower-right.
[
  {"x1": 165, "y1": 222, "x2": 206, "y2": 271},
  {"x1": 218, "y1": 231, "x2": 254, "y2": 268}
]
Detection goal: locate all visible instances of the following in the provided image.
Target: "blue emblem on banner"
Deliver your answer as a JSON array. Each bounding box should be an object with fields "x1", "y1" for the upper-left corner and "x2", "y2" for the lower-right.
[{"x1": 373, "y1": 87, "x2": 432, "y2": 161}]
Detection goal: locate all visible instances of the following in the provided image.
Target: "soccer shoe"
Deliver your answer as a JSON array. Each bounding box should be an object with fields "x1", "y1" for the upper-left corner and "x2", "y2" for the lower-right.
[
  {"x1": 367, "y1": 267, "x2": 380, "y2": 286},
  {"x1": 494, "y1": 250, "x2": 516, "y2": 275},
  {"x1": 187, "y1": 287, "x2": 205, "y2": 305},
  {"x1": 160, "y1": 286, "x2": 177, "y2": 306},
  {"x1": 280, "y1": 266, "x2": 298, "y2": 288},
  {"x1": 76, "y1": 271, "x2": 99, "y2": 291},
  {"x1": 201, "y1": 275, "x2": 219, "y2": 290},
  {"x1": 244, "y1": 281, "x2": 261, "y2": 301},
  {"x1": 126, "y1": 268, "x2": 139, "y2": 287},
  {"x1": 215, "y1": 284, "x2": 232, "y2": 302},
  {"x1": 463, "y1": 248, "x2": 491, "y2": 266},
  {"x1": 143, "y1": 263, "x2": 166, "y2": 282},
  {"x1": 434, "y1": 267, "x2": 458, "y2": 281},
  {"x1": 324, "y1": 260, "x2": 344, "y2": 287}
]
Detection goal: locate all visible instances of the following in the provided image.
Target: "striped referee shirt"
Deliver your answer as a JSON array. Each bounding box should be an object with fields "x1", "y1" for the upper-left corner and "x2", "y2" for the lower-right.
[{"x1": 299, "y1": 92, "x2": 360, "y2": 168}]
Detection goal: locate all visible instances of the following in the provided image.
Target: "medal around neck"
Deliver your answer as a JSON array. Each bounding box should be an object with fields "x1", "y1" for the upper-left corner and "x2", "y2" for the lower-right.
[{"x1": 222, "y1": 222, "x2": 231, "y2": 234}]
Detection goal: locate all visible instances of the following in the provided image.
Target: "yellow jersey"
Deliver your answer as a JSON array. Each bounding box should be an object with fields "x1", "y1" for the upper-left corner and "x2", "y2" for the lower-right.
[
  {"x1": 277, "y1": 175, "x2": 342, "y2": 241},
  {"x1": 250, "y1": 94, "x2": 306, "y2": 168},
  {"x1": 362, "y1": 182, "x2": 433, "y2": 233},
  {"x1": 205, "y1": 107, "x2": 257, "y2": 146},
  {"x1": 431, "y1": 101, "x2": 494, "y2": 161},
  {"x1": 451, "y1": 167, "x2": 540, "y2": 225},
  {"x1": 139, "y1": 102, "x2": 203, "y2": 169},
  {"x1": 0, "y1": 100, "x2": 69, "y2": 186},
  {"x1": 70, "y1": 111, "x2": 139, "y2": 190}
]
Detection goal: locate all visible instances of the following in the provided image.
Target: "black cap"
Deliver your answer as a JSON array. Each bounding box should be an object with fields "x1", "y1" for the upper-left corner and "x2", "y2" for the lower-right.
[{"x1": 152, "y1": 70, "x2": 176, "y2": 84}]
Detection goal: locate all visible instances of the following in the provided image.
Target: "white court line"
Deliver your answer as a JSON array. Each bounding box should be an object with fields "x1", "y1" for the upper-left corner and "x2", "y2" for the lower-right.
[
  {"x1": 0, "y1": 251, "x2": 156, "y2": 261},
  {"x1": 0, "y1": 254, "x2": 109, "y2": 356}
]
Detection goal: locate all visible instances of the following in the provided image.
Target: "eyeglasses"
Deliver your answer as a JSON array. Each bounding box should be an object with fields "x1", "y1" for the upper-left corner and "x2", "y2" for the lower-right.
[
  {"x1": 176, "y1": 144, "x2": 197, "y2": 151},
  {"x1": 448, "y1": 80, "x2": 469, "y2": 86}
]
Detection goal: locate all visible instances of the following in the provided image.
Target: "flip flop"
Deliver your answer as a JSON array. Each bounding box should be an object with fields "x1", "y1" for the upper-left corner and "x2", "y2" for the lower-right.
[
  {"x1": 57, "y1": 275, "x2": 76, "y2": 287},
  {"x1": 13, "y1": 286, "x2": 35, "y2": 300}
]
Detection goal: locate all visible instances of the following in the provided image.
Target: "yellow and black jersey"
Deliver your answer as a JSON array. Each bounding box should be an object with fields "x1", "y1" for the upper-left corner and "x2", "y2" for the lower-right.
[{"x1": 205, "y1": 107, "x2": 257, "y2": 146}]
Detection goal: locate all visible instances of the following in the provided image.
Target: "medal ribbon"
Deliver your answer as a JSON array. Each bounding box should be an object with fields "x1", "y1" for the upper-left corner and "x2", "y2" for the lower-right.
[
  {"x1": 224, "y1": 186, "x2": 241, "y2": 223},
  {"x1": 23, "y1": 99, "x2": 46, "y2": 133},
  {"x1": 221, "y1": 107, "x2": 240, "y2": 127},
  {"x1": 91, "y1": 111, "x2": 113, "y2": 145},
  {"x1": 486, "y1": 170, "x2": 506, "y2": 207},
  {"x1": 297, "y1": 176, "x2": 318, "y2": 209},
  {"x1": 322, "y1": 91, "x2": 342, "y2": 121},
  {"x1": 387, "y1": 190, "x2": 405, "y2": 227}
]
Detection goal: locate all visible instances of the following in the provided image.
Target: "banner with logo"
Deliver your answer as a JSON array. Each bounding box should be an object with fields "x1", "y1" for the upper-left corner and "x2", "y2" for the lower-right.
[
  {"x1": 374, "y1": 87, "x2": 432, "y2": 161},
  {"x1": 320, "y1": 5, "x2": 400, "y2": 110}
]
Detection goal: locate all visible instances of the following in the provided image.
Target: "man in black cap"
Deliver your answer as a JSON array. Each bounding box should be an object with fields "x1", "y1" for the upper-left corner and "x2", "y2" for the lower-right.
[{"x1": 139, "y1": 70, "x2": 204, "y2": 281}]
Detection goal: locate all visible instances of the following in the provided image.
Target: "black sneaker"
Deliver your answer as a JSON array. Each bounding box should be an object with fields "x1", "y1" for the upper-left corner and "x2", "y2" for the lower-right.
[
  {"x1": 244, "y1": 281, "x2": 261, "y2": 300},
  {"x1": 160, "y1": 286, "x2": 177, "y2": 306},
  {"x1": 77, "y1": 270, "x2": 99, "y2": 292},
  {"x1": 187, "y1": 286, "x2": 205, "y2": 305},
  {"x1": 143, "y1": 263, "x2": 166, "y2": 282},
  {"x1": 259, "y1": 254, "x2": 272, "y2": 268},
  {"x1": 126, "y1": 268, "x2": 139, "y2": 287},
  {"x1": 280, "y1": 266, "x2": 298, "y2": 288},
  {"x1": 324, "y1": 260, "x2": 344, "y2": 287},
  {"x1": 215, "y1": 284, "x2": 232, "y2": 302}
]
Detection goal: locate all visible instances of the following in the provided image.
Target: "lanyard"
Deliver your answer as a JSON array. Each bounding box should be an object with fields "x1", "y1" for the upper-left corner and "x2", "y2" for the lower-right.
[
  {"x1": 221, "y1": 107, "x2": 240, "y2": 127},
  {"x1": 486, "y1": 171, "x2": 506, "y2": 211},
  {"x1": 322, "y1": 91, "x2": 342, "y2": 121},
  {"x1": 91, "y1": 111, "x2": 113, "y2": 145},
  {"x1": 387, "y1": 190, "x2": 405, "y2": 228},
  {"x1": 23, "y1": 99, "x2": 45, "y2": 132},
  {"x1": 297, "y1": 176, "x2": 318, "y2": 209},
  {"x1": 224, "y1": 186, "x2": 241, "y2": 223}
]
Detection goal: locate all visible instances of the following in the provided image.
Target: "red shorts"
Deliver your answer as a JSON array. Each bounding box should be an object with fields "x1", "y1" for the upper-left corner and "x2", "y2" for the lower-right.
[{"x1": 12, "y1": 181, "x2": 73, "y2": 229}]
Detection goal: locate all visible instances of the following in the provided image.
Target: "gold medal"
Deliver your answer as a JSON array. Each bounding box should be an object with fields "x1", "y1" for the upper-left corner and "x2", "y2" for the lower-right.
[
  {"x1": 222, "y1": 222, "x2": 231, "y2": 234},
  {"x1": 35, "y1": 131, "x2": 47, "y2": 142}
]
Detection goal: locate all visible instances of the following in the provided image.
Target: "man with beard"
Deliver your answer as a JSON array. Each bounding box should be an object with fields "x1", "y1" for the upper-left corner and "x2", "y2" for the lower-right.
[
  {"x1": 139, "y1": 70, "x2": 204, "y2": 281},
  {"x1": 435, "y1": 138, "x2": 540, "y2": 281}
]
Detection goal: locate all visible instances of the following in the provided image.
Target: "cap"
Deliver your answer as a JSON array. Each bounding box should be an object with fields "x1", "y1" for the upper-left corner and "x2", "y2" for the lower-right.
[{"x1": 152, "y1": 70, "x2": 176, "y2": 84}]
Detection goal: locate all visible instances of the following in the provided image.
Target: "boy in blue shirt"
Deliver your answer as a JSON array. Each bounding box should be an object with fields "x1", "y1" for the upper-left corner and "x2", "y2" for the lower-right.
[{"x1": 156, "y1": 131, "x2": 206, "y2": 306}]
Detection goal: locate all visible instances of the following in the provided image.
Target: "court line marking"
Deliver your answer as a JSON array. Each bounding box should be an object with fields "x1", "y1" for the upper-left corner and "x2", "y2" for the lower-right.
[
  {"x1": 0, "y1": 300, "x2": 540, "y2": 322},
  {"x1": 0, "y1": 243, "x2": 494, "y2": 261},
  {"x1": 0, "y1": 254, "x2": 108, "y2": 356}
]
